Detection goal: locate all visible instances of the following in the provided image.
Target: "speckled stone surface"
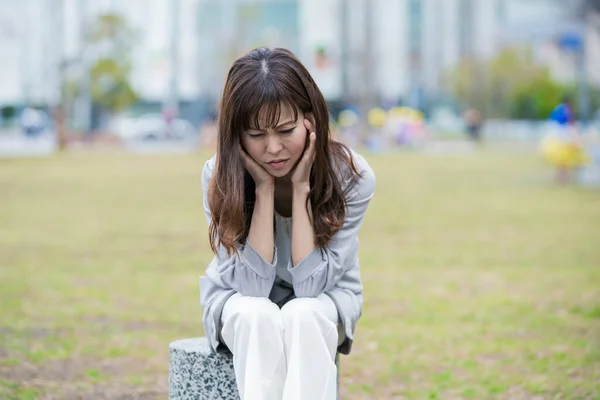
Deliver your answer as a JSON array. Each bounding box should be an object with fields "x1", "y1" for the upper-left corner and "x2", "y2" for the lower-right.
[
  {"x1": 169, "y1": 337, "x2": 239, "y2": 400},
  {"x1": 169, "y1": 337, "x2": 340, "y2": 400}
]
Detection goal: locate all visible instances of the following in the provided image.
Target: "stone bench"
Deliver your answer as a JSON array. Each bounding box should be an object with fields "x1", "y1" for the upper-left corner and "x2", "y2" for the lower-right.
[{"x1": 169, "y1": 337, "x2": 339, "y2": 400}]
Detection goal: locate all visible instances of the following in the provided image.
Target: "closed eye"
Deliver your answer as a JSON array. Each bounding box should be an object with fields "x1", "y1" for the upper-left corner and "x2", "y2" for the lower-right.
[
  {"x1": 247, "y1": 132, "x2": 264, "y2": 138},
  {"x1": 279, "y1": 127, "x2": 295, "y2": 134}
]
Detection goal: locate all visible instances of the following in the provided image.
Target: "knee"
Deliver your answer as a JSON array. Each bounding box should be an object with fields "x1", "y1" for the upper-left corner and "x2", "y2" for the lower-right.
[
  {"x1": 281, "y1": 297, "x2": 324, "y2": 328},
  {"x1": 230, "y1": 296, "x2": 282, "y2": 329},
  {"x1": 281, "y1": 298, "x2": 340, "y2": 355}
]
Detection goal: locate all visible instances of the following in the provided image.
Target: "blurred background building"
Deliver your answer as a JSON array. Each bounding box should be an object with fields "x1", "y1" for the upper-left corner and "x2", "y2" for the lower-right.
[{"x1": 0, "y1": 0, "x2": 599, "y2": 133}]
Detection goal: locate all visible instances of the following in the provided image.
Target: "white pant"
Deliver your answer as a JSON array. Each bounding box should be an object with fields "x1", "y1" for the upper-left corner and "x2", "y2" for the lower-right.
[{"x1": 220, "y1": 293, "x2": 341, "y2": 400}]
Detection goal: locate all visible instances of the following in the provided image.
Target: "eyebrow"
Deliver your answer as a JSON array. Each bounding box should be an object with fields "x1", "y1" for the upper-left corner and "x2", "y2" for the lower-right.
[
  {"x1": 249, "y1": 119, "x2": 296, "y2": 131},
  {"x1": 275, "y1": 120, "x2": 296, "y2": 129}
]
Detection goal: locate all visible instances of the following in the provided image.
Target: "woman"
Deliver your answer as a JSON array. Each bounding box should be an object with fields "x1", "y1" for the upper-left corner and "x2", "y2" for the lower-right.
[{"x1": 200, "y1": 47, "x2": 376, "y2": 400}]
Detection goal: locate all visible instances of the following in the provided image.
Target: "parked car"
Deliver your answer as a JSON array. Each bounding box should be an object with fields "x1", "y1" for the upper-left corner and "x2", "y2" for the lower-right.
[{"x1": 110, "y1": 113, "x2": 197, "y2": 141}]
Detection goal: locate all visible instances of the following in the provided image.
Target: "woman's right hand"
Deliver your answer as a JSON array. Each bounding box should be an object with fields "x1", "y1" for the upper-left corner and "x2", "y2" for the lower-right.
[{"x1": 240, "y1": 147, "x2": 274, "y2": 190}]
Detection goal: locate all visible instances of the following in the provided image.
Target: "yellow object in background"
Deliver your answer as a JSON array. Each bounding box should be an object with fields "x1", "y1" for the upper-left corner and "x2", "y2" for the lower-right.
[
  {"x1": 540, "y1": 135, "x2": 589, "y2": 168},
  {"x1": 368, "y1": 108, "x2": 387, "y2": 128},
  {"x1": 338, "y1": 109, "x2": 359, "y2": 128},
  {"x1": 388, "y1": 106, "x2": 424, "y2": 121}
]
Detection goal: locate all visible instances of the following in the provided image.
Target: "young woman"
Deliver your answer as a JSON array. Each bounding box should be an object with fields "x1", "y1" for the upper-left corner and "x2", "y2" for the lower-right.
[{"x1": 199, "y1": 47, "x2": 376, "y2": 400}]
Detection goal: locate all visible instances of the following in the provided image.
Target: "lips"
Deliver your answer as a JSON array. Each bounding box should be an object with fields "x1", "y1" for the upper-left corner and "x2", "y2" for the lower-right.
[
  {"x1": 267, "y1": 159, "x2": 287, "y2": 164},
  {"x1": 266, "y1": 159, "x2": 289, "y2": 170}
]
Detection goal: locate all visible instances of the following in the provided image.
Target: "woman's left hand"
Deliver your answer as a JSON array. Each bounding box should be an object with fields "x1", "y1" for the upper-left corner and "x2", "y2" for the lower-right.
[{"x1": 290, "y1": 119, "x2": 317, "y2": 191}]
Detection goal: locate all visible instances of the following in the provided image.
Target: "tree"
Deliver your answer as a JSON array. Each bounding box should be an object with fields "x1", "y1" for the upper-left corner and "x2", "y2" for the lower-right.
[
  {"x1": 445, "y1": 47, "x2": 546, "y2": 118},
  {"x1": 507, "y1": 70, "x2": 565, "y2": 119},
  {"x1": 87, "y1": 13, "x2": 138, "y2": 115},
  {"x1": 444, "y1": 46, "x2": 590, "y2": 120},
  {"x1": 581, "y1": 0, "x2": 600, "y2": 14},
  {"x1": 558, "y1": 0, "x2": 600, "y2": 18}
]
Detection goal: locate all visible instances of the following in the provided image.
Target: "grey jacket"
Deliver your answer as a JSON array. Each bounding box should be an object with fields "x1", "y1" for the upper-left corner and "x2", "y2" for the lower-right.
[{"x1": 199, "y1": 150, "x2": 376, "y2": 355}]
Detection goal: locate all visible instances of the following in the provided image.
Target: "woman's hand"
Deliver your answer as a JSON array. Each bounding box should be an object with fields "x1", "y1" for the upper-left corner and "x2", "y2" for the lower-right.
[
  {"x1": 240, "y1": 147, "x2": 274, "y2": 190},
  {"x1": 290, "y1": 119, "x2": 317, "y2": 192}
]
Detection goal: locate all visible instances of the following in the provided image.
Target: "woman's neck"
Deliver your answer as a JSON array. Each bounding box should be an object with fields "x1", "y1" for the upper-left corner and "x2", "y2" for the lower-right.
[
  {"x1": 275, "y1": 174, "x2": 291, "y2": 185},
  {"x1": 274, "y1": 176, "x2": 293, "y2": 217}
]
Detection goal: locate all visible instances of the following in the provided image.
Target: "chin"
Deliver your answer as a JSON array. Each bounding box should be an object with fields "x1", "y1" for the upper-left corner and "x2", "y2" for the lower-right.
[{"x1": 269, "y1": 168, "x2": 292, "y2": 178}]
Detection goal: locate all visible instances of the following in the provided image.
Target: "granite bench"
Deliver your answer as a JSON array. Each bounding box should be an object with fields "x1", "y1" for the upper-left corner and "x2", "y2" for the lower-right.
[{"x1": 169, "y1": 337, "x2": 339, "y2": 400}]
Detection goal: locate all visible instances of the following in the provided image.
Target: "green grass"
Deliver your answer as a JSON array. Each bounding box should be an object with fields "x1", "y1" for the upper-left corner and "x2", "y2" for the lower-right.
[{"x1": 1, "y1": 145, "x2": 599, "y2": 399}]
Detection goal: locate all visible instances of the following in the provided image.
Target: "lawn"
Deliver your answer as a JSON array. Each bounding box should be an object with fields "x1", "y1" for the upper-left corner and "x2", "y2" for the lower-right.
[{"x1": 0, "y1": 145, "x2": 599, "y2": 399}]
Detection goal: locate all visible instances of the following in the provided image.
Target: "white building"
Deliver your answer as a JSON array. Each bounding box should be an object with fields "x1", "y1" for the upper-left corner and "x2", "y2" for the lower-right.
[
  {"x1": 0, "y1": 0, "x2": 597, "y2": 113},
  {"x1": 196, "y1": 0, "x2": 598, "y2": 110},
  {"x1": 0, "y1": 0, "x2": 201, "y2": 106},
  {"x1": 0, "y1": 0, "x2": 58, "y2": 105}
]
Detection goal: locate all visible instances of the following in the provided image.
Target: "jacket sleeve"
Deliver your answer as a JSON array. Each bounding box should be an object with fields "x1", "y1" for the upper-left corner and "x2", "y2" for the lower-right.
[
  {"x1": 287, "y1": 155, "x2": 376, "y2": 297},
  {"x1": 202, "y1": 158, "x2": 277, "y2": 297}
]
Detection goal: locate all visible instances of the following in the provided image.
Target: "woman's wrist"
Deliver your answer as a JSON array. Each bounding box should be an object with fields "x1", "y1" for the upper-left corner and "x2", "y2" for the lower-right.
[
  {"x1": 292, "y1": 182, "x2": 310, "y2": 197},
  {"x1": 255, "y1": 182, "x2": 275, "y2": 196}
]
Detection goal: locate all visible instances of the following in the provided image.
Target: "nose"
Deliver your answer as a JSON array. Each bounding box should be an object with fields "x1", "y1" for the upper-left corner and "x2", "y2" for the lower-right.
[{"x1": 265, "y1": 134, "x2": 283, "y2": 154}]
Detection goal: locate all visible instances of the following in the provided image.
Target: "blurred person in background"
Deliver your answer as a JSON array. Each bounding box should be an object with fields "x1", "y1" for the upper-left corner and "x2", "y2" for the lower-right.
[
  {"x1": 199, "y1": 47, "x2": 376, "y2": 400},
  {"x1": 463, "y1": 108, "x2": 483, "y2": 144},
  {"x1": 162, "y1": 107, "x2": 177, "y2": 139},
  {"x1": 541, "y1": 97, "x2": 588, "y2": 184}
]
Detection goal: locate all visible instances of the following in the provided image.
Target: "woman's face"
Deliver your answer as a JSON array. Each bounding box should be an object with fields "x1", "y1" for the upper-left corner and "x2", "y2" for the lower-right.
[{"x1": 240, "y1": 103, "x2": 309, "y2": 178}]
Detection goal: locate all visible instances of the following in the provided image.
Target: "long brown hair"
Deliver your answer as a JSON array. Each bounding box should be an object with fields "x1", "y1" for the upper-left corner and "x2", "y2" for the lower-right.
[{"x1": 208, "y1": 47, "x2": 361, "y2": 255}]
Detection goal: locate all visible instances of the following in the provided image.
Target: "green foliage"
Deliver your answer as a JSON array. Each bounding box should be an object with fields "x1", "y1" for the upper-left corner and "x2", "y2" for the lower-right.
[
  {"x1": 445, "y1": 46, "x2": 596, "y2": 120},
  {"x1": 87, "y1": 13, "x2": 138, "y2": 113},
  {"x1": 508, "y1": 69, "x2": 564, "y2": 119},
  {"x1": 90, "y1": 58, "x2": 137, "y2": 113},
  {"x1": 1, "y1": 106, "x2": 16, "y2": 121}
]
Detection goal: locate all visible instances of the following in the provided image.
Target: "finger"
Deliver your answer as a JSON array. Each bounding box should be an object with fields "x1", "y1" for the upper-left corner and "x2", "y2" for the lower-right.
[
  {"x1": 239, "y1": 147, "x2": 247, "y2": 162},
  {"x1": 305, "y1": 131, "x2": 317, "y2": 162},
  {"x1": 239, "y1": 147, "x2": 252, "y2": 169}
]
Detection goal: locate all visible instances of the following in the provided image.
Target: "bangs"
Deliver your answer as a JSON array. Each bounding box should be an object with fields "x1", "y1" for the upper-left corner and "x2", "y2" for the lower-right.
[{"x1": 239, "y1": 82, "x2": 300, "y2": 131}]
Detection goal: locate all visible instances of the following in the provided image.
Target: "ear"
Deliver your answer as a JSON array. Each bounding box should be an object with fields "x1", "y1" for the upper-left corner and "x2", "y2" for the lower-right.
[{"x1": 305, "y1": 112, "x2": 316, "y2": 130}]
